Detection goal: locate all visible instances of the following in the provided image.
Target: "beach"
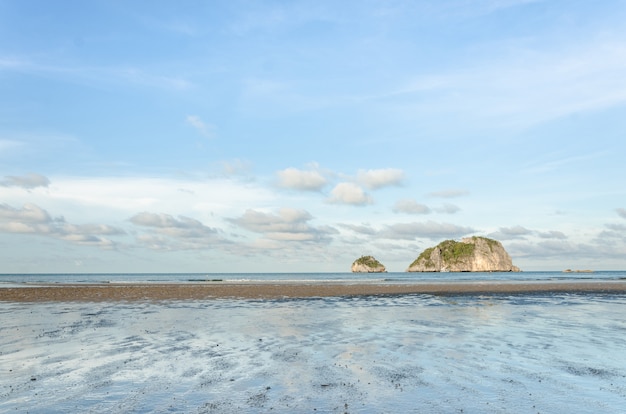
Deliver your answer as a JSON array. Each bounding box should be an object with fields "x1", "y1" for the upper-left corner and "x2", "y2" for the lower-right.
[
  {"x1": 2, "y1": 281, "x2": 626, "y2": 413},
  {"x1": 2, "y1": 280, "x2": 626, "y2": 302}
]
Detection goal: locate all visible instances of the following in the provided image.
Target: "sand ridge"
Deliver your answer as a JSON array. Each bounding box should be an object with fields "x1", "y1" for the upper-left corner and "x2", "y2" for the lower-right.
[{"x1": 2, "y1": 280, "x2": 626, "y2": 302}]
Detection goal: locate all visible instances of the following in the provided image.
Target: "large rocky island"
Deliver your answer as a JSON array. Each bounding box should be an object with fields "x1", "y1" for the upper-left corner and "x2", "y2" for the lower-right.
[
  {"x1": 407, "y1": 236, "x2": 521, "y2": 272},
  {"x1": 351, "y1": 255, "x2": 387, "y2": 273}
]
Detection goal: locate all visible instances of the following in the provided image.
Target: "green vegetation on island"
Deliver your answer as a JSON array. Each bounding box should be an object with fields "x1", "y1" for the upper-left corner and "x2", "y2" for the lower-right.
[
  {"x1": 407, "y1": 236, "x2": 520, "y2": 272},
  {"x1": 351, "y1": 255, "x2": 387, "y2": 273},
  {"x1": 355, "y1": 255, "x2": 383, "y2": 268}
]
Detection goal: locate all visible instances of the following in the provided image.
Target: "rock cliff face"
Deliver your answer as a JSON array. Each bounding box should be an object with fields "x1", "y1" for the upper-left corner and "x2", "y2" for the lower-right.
[
  {"x1": 407, "y1": 236, "x2": 521, "y2": 272},
  {"x1": 351, "y1": 256, "x2": 387, "y2": 273}
]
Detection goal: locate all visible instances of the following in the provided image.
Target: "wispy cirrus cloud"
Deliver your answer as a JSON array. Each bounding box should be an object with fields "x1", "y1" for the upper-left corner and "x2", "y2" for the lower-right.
[
  {"x1": 390, "y1": 38, "x2": 626, "y2": 129},
  {"x1": 0, "y1": 139, "x2": 24, "y2": 153},
  {"x1": 185, "y1": 115, "x2": 215, "y2": 139},
  {"x1": 220, "y1": 159, "x2": 253, "y2": 176},
  {"x1": 0, "y1": 55, "x2": 193, "y2": 91}
]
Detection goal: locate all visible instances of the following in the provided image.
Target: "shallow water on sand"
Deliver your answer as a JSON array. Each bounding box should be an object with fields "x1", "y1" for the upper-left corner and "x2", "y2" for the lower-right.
[{"x1": 1, "y1": 293, "x2": 625, "y2": 413}]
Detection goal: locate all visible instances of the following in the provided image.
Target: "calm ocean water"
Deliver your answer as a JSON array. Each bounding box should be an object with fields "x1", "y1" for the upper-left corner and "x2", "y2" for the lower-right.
[{"x1": 1, "y1": 270, "x2": 625, "y2": 285}]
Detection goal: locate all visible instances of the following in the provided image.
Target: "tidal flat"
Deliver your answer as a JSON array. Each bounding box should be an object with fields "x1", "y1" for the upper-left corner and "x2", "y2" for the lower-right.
[{"x1": 1, "y1": 293, "x2": 625, "y2": 413}]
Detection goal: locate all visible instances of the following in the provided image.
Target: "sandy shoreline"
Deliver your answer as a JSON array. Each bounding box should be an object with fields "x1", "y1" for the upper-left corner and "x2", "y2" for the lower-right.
[{"x1": 1, "y1": 280, "x2": 626, "y2": 302}]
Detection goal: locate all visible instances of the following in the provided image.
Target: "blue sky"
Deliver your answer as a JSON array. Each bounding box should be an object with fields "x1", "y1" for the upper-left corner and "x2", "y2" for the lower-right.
[{"x1": 1, "y1": 0, "x2": 625, "y2": 273}]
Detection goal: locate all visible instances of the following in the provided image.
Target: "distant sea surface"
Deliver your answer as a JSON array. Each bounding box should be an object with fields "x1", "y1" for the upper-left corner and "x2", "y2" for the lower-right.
[{"x1": 0, "y1": 270, "x2": 625, "y2": 286}]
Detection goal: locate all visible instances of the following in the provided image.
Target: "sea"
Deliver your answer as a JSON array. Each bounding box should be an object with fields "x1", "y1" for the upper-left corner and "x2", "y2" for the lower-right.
[
  {"x1": 1, "y1": 271, "x2": 625, "y2": 413},
  {"x1": 1, "y1": 270, "x2": 625, "y2": 286}
]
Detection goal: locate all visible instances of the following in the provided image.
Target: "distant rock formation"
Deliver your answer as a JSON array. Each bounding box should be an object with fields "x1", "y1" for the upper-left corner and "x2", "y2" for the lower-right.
[
  {"x1": 563, "y1": 269, "x2": 594, "y2": 273},
  {"x1": 351, "y1": 255, "x2": 387, "y2": 273},
  {"x1": 407, "y1": 236, "x2": 521, "y2": 272}
]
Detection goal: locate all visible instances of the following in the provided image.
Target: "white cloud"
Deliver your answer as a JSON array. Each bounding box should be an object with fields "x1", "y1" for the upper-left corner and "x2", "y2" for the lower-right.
[
  {"x1": 23, "y1": 176, "x2": 274, "y2": 221},
  {"x1": 229, "y1": 208, "x2": 335, "y2": 242},
  {"x1": 185, "y1": 115, "x2": 214, "y2": 138},
  {"x1": 328, "y1": 183, "x2": 373, "y2": 206},
  {"x1": 277, "y1": 167, "x2": 327, "y2": 191},
  {"x1": 337, "y1": 223, "x2": 378, "y2": 235},
  {"x1": 507, "y1": 234, "x2": 626, "y2": 265},
  {"x1": 428, "y1": 189, "x2": 470, "y2": 198},
  {"x1": 0, "y1": 203, "x2": 51, "y2": 223},
  {"x1": 1, "y1": 173, "x2": 50, "y2": 189},
  {"x1": 537, "y1": 230, "x2": 568, "y2": 239},
  {"x1": 0, "y1": 203, "x2": 124, "y2": 248},
  {"x1": 617, "y1": 208, "x2": 626, "y2": 219},
  {"x1": 605, "y1": 223, "x2": 626, "y2": 232},
  {"x1": 434, "y1": 203, "x2": 461, "y2": 214},
  {"x1": 488, "y1": 225, "x2": 534, "y2": 240},
  {"x1": 130, "y1": 211, "x2": 223, "y2": 250},
  {"x1": 393, "y1": 199, "x2": 431, "y2": 215},
  {"x1": 357, "y1": 168, "x2": 405, "y2": 190},
  {"x1": 380, "y1": 221, "x2": 476, "y2": 240}
]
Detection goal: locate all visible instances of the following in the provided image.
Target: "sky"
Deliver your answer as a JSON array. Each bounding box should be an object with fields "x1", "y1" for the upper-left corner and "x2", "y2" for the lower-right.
[{"x1": 1, "y1": 0, "x2": 626, "y2": 273}]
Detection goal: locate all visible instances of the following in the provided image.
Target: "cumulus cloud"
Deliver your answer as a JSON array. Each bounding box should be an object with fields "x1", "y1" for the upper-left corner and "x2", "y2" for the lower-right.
[
  {"x1": 617, "y1": 208, "x2": 626, "y2": 219},
  {"x1": 379, "y1": 221, "x2": 476, "y2": 240},
  {"x1": 428, "y1": 189, "x2": 470, "y2": 198},
  {"x1": 185, "y1": 115, "x2": 214, "y2": 138},
  {"x1": 130, "y1": 212, "x2": 223, "y2": 249},
  {"x1": 277, "y1": 167, "x2": 327, "y2": 191},
  {"x1": 0, "y1": 203, "x2": 51, "y2": 223},
  {"x1": 0, "y1": 203, "x2": 123, "y2": 248},
  {"x1": 393, "y1": 199, "x2": 431, "y2": 215},
  {"x1": 229, "y1": 208, "x2": 335, "y2": 242},
  {"x1": 357, "y1": 168, "x2": 405, "y2": 190},
  {"x1": 0, "y1": 173, "x2": 50, "y2": 189},
  {"x1": 327, "y1": 183, "x2": 373, "y2": 206}
]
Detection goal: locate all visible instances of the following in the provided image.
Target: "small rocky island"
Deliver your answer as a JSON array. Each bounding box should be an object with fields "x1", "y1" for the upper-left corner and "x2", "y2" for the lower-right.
[
  {"x1": 407, "y1": 236, "x2": 521, "y2": 272},
  {"x1": 351, "y1": 255, "x2": 387, "y2": 273}
]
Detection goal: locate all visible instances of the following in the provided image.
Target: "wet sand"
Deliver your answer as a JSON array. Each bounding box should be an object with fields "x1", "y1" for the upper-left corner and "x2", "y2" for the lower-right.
[
  {"x1": 2, "y1": 280, "x2": 626, "y2": 302},
  {"x1": 3, "y1": 285, "x2": 626, "y2": 412}
]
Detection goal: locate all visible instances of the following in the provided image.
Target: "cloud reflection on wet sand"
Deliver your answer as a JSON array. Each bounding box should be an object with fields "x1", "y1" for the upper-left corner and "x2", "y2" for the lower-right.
[{"x1": 1, "y1": 294, "x2": 625, "y2": 413}]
